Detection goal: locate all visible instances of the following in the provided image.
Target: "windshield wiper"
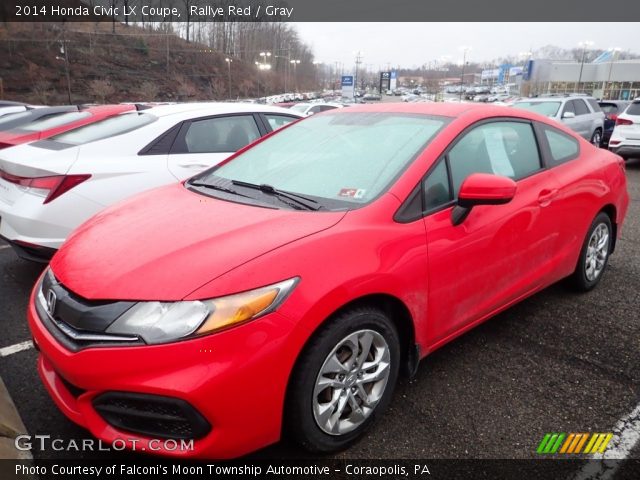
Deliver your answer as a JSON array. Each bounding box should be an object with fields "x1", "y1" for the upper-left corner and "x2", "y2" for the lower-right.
[
  {"x1": 189, "y1": 181, "x2": 251, "y2": 198},
  {"x1": 231, "y1": 180, "x2": 322, "y2": 211}
]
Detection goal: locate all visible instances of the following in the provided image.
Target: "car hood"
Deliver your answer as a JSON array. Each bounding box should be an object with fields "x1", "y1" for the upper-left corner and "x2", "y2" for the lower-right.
[{"x1": 51, "y1": 183, "x2": 346, "y2": 301}]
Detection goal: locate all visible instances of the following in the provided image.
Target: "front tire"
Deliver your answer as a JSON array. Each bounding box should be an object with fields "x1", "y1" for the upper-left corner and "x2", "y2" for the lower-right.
[
  {"x1": 286, "y1": 306, "x2": 400, "y2": 452},
  {"x1": 570, "y1": 212, "x2": 612, "y2": 291}
]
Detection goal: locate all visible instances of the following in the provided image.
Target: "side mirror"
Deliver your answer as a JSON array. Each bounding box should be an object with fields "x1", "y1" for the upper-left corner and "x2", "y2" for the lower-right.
[
  {"x1": 451, "y1": 173, "x2": 517, "y2": 226},
  {"x1": 562, "y1": 111, "x2": 576, "y2": 119}
]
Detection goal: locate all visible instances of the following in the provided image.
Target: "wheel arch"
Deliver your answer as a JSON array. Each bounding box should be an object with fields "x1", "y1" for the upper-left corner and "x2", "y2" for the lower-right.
[
  {"x1": 282, "y1": 293, "x2": 418, "y2": 436},
  {"x1": 599, "y1": 204, "x2": 618, "y2": 253}
]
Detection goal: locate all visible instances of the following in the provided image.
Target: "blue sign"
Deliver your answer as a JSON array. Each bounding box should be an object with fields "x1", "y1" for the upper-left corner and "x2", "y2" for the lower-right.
[
  {"x1": 390, "y1": 70, "x2": 397, "y2": 79},
  {"x1": 522, "y1": 60, "x2": 534, "y2": 81},
  {"x1": 341, "y1": 75, "x2": 354, "y2": 87}
]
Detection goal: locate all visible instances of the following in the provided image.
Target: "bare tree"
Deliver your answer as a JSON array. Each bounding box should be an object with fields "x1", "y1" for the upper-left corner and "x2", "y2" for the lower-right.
[
  {"x1": 31, "y1": 80, "x2": 53, "y2": 104},
  {"x1": 134, "y1": 80, "x2": 160, "y2": 102},
  {"x1": 89, "y1": 79, "x2": 116, "y2": 103}
]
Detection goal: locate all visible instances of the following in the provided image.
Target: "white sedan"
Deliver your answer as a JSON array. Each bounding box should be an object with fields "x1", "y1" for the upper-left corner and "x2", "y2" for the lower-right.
[
  {"x1": 289, "y1": 102, "x2": 343, "y2": 116},
  {"x1": 0, "y1": 103, "x2": 301, "y2": 260}
]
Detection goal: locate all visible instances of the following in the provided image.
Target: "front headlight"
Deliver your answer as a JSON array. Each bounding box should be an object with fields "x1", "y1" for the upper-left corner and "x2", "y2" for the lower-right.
[{"x1": 105, "y1": 278, "x2": 298, "y2": 344}]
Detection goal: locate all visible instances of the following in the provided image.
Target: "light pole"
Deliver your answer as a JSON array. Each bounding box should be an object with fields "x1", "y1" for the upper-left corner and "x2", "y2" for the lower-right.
[
  {"x1": 458, "y1": 46, "x2": 471, "y2": 102},
  {"x1": 313, "y1": 60, "x2": 322, "y2": 90},
  {"x1": 255, "y1": 52, "x2": 272, "y2": 98},
  {"x1": 290, "y1": 59, "x2": 300, "y2": 92},
  {"x1": 577, "y1": 40, "x2": 594, "y2": 93},
  {"x1": 605, "y1": 47, "x2": 622, "y2": 100},
  {"x1": 225, "y1": 57, "x2": 232, "y2": 100}
]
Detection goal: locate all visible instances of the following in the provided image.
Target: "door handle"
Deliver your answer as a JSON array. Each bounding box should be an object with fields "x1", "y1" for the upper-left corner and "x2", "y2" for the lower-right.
[
  {"x1": 538, "y1": 189, "x2": 558, "y2": 206},
  {"x1": 178, "y1": 162, "x2": 210, "y2": 169}
]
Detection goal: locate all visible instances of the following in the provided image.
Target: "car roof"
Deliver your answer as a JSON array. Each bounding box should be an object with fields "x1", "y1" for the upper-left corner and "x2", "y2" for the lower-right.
[
  {"x1": 325, "y1": 101, "x2": 507, "y2": 117},
  {"x1": 141, "y1": 102, "x2": 301, "y2": 118}
]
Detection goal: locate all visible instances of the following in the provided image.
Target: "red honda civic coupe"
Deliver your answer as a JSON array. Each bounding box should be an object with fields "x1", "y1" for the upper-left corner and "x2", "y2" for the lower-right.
[
  {"x1": 0, "y1": 104, "x2": 134, "y2": 149},
  {"x1": 28, "y1": 103, "x2": 629, "y2": 459}
]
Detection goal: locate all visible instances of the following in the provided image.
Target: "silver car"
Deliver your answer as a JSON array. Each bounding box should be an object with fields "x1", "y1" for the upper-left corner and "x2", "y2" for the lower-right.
[{"x1": 512, "y1": 95, "x2": 605, "y2": 146}]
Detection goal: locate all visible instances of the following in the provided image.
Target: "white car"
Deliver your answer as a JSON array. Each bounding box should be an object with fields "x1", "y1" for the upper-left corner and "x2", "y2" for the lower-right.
[
  {"x1": 609, "y1": 100, "x2": 640, "y2": 160},
  {"x1": 0, "y1": 103, "x2": 301, "y2": 260},
  {"x1": 289, "y1": 102, "x2": 343, "y2": 116}
]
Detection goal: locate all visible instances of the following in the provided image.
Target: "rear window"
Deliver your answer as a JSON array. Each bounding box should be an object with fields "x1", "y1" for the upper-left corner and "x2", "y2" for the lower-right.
[
  {"x1": 599, "y1": 103, "x2": 620, "y2": 114},
  {"x1": 513, "y1": 101, "x2": 561, "y2": 117},
  {"x1": 626, "y1": 102, "x2": 640, "y2": 115},
  {"x1": 51, "y1": 112, "x2": 157, "y2": 145},
  {"x1": 20, "y1": 112, "x2": 91, "y2": 132},
  {"x1": 0, "y1": 111, "x2": 32, "y2": 127}
]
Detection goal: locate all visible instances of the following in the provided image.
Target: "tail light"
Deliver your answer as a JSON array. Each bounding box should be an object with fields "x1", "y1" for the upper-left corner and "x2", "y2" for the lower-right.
[
  {"x1": 615, "y1": 118, "x2": 633, "y2": 126},
  {"x1": 0, "y1": 170, "x2": 90, "y2": 204}
]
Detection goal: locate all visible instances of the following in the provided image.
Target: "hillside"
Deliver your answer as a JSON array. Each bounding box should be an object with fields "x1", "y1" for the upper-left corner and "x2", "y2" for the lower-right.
[{"x1": 0, "y1": 22, "x2": 283, "y2": 104}]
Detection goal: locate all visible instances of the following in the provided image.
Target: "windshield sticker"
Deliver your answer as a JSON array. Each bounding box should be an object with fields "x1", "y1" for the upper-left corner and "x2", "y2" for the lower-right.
[{"x1": 338, "y1": 188, "x2": 366, "y2": 199}]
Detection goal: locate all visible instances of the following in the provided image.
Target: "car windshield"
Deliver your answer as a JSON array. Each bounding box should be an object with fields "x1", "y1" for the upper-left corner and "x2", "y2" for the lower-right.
[
  {"x1": 192, "y1": 112, "x2": 447, "y2": 210},
  {"x1": 50, "y1": 112, "x2": 157, "y2": 145},
  {"x1": 513, "y1": 101, "x2": 561, "y2": 117},
  {"x1": 19, "y1": 111, "x2": 91, "y2": 132}
]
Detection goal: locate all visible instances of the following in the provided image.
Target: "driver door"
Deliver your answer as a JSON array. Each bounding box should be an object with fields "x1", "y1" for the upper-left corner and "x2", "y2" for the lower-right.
[{"x1": 422, "y1": 120, "x2": 560, "y2": 346}]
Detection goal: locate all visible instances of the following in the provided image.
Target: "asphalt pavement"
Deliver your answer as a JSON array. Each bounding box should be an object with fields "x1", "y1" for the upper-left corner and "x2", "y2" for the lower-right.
[{"x1": 0, "y1": 160, "x2": 638, "y2": 471}]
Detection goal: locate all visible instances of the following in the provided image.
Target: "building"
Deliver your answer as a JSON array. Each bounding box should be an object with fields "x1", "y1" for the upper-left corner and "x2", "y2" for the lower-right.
[{"x1": 520, "y1": 58, "x2": 640, "y2": 100}]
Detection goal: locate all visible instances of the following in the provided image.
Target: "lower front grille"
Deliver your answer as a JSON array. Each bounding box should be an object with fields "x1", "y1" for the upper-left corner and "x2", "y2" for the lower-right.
[{"x1": 93, "y1": 392, "x2": 210, "y2": 440}]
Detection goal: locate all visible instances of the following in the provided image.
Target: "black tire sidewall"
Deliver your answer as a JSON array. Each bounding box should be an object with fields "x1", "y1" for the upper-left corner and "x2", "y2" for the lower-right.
[{"x1": 286, "y1": 307, "x2": 401, "y2": 452}]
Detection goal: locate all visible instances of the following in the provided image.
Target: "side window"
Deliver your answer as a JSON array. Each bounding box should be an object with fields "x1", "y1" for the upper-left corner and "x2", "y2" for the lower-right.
[
  {"x1": 562, "y1": 101, "x2": 576, "y2": 117},
  {"x1": 183, "y1": 115, "x2": 260, "y2": 153},
  {"x1": 543, "y1": 127, "x2": 580, "y2": 166},
  {"x1": 574, "y1": 99, "x2": 589, "y2": 116},
  {"x1": 319, "y1": 105, "x2": 338, "y2": 112},
  {"x1": 423, "y1": 159, "x2": 451, "y2": 212},
  {"x1": 448, "y1": 121, "x2": 541, "y2": 197},
  {"x1": 587, "y1": 99, "x2": 602, "y2": 112},
  {"x1": 308, "y1": 106, "x2": 322, "y2": 114},
  {"x1": 264, "y1": 114, "x2": 297, "y2": 132}
]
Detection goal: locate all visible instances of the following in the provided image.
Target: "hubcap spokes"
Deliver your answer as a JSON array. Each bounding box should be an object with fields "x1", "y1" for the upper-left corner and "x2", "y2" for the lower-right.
[
  {"x1": 313, "y1": 329, "x2": 390, "y2": 435},
  {"x1": 585, "y1": 223, "x2": 609, "y2": 281}
]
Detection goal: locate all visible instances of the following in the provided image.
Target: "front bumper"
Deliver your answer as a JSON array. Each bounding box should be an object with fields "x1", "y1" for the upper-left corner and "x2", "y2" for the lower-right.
[{"x1": 28, "y1": 286, "x2": 299, "y2": 459}]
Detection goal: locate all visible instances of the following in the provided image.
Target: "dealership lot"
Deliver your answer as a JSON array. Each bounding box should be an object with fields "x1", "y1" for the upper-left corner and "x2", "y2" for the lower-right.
[{"x1": 0, "y1": 160, "x2": 638, "y2": 465}]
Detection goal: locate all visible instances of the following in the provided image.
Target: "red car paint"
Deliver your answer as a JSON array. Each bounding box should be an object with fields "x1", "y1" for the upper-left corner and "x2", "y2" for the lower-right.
[
  {"x1": 0, "y1": 104, "x2": 133, "y2": 148},
  {"x1": 28, "y1": 103, "x2": 629, "y2": 459}
]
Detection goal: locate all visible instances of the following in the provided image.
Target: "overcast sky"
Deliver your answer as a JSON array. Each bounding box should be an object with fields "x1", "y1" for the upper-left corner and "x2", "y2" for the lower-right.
[{"x1": 293, "y1": 23, "x2": 640, "y2": 70}]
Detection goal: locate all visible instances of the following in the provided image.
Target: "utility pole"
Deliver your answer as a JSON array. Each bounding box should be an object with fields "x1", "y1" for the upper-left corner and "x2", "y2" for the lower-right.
[{"x1": 354, "y1": 51, "x2": 363, "y2": 96}]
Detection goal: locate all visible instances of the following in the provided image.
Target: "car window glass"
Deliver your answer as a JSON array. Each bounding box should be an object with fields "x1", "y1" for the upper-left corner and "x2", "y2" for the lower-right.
[
  {"x1": 423, "y1": 160, "x2": 451, "y2": 211},
  {"x1": 309, "y1": 106, "x2": 322, "y2": 114},
  {"x1": 320, "y1": 106, "x2": 338, "y2": 112},
  {"x1": 184, "y1": 115, "x2": 260, "y2": 153},
  {"x1": 264, "y1": 114, "x2": 297, "y2": 131},
  {"x1": 544, "y1": 127, "x2": 580, "y2": 166},
  {"x1": 209, "y1": 112, "x2": 447, "y2": 206},
  {"x1": 562, "y1": 101, "x2": 576, "y2": 116},
  {"x1": 574, "y1": 99, "x2": 589, "y2": 116},
  {"x1": 448, "y1": 122, "x2": 541, "y2": 197},
  {"x1": 598, "y1": 103, "x2": 618, "y2": 114},
  {"x1": 626, "y1": 103, "x2": 640, "y2": 115},
  {"x1": 20, "y1": 112, "x2": 91, "y2": 132},
  {"x1": 51, "y1": 112, "x2": 157, "y2": 145}
]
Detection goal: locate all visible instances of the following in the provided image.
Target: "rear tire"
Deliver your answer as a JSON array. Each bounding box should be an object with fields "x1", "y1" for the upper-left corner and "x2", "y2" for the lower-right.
[
  {"x1": 570, "y1": 212, "x2": 612, "y2": 291},
  {"x1": 590, "y1": 129, "x2": 603, "y2": 147},
  {"x1": 286, "y1": 306, "x2": 400, "y2": 453}
]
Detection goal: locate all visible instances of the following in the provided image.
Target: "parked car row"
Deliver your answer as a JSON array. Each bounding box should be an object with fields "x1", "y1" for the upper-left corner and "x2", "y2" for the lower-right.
[{"x1": 0, "y1": 102, "x2": 302, "y2": 260}]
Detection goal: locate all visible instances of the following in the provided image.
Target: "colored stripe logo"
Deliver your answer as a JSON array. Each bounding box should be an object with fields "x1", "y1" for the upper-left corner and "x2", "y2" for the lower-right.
[{"x1": 537, "y1": 433, "x2": 613, "y2": 454}]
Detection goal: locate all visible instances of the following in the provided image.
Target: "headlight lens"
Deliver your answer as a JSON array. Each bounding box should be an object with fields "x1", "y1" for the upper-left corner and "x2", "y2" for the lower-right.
[{"x1": 105, "y1": 278, "x2": 298, "y2": 344}]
